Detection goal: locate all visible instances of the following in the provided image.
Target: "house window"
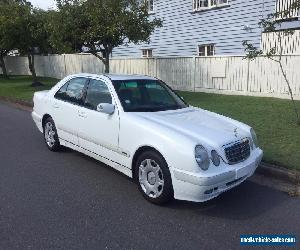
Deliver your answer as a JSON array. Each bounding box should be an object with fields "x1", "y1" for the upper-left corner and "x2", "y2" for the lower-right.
[
  {"x1": 142, "y1": 49, "x2": 153, "y2": 58},
  {"x1": 198, "y1": 44, "x2": 215, "y2": 56},
  {"x1": 275, "y1": 0, "x2": 299, "y2": 20},
  {"x1": 193, "y1": 0, "x2": 229, "y2": 11},
  {"x1": 146, "y1": 0, "x2": 154, "y2": 13}
]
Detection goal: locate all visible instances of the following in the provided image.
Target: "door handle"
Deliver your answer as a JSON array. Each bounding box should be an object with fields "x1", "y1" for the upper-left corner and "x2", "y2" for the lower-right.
[{"x1": 78, "y1": 110, "x2": 87, "y2": 118}]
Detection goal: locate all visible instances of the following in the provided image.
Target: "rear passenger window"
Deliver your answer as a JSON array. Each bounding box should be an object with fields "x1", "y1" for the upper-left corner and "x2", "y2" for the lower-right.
[
  {"x1": 54, "y1": 82, "x2": 68, "y2": 100},
  {"x1": 84, "y1": 79, "x2": 112, "y2": 110},
  {"x1": 55, "y1": 77, "x2": 87, "y2": 105}
]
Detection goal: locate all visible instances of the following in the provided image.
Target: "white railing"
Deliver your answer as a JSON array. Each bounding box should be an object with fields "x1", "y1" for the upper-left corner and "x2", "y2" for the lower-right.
[
  {"x1": 261, "y1": 30, "x2": 300, "y2": 55},
  {"x1": 275, "y1": 0, "x2": 300, "y2": 20}
]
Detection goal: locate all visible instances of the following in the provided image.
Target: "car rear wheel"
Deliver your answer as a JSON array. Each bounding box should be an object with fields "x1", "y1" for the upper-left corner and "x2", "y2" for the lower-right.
[
  {"x1": 135, "y1": 151, "x2": 173, "y2": 204},
  {"x1": 43, "y1": 117, "x2": 60, "y2": 151}
]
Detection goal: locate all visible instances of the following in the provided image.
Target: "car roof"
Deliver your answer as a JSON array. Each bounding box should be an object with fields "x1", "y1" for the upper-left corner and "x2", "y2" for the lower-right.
[{"x1": 69, "y1": 73, "x2": 157, "y2": 81}]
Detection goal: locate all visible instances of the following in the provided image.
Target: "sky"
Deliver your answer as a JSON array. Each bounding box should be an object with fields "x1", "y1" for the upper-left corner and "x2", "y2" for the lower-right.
[{"x1": 29, "y1": 0, "x2": 56, "y2": 10}]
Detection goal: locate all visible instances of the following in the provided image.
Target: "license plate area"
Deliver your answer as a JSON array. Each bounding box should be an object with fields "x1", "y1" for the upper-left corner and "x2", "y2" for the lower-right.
[{"x1": 236, "y1": 162, "x2": 255, "y2": 179}]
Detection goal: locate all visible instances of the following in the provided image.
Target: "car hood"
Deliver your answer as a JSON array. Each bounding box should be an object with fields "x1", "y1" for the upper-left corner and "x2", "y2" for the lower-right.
[{"x1": 135, "y1": 107, "x2": 250, "y2": 148}]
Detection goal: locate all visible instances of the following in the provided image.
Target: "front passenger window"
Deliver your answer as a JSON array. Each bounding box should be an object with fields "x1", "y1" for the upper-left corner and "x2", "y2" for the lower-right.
[{"x1": 84, "y1": 79, "x2": 112, "y2": 110}]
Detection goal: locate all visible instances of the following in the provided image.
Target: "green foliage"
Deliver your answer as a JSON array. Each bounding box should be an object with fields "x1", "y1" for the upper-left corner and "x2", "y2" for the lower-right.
[
  {"x1": 48, "y1": 0, "x2": 162, "y2": 72},
  {"x1": 17, "y1": 8, "x2": 52, "y2": 55},
  {"x1": 82, "y1": 0, "x2": 162, "y2": 49},
  {"x1": 0, "y1": 1, "x2": 30, "y2": 77},
  {"x1": 0, "y1": 1, "x2": 35, "y2": 55},
  {"x1": 46, "y1": 2, "x2": 87, "y2": 54},
  {"x1": 242, "y1": 41, "x2": 263, "y2": 60},
  {"x1": 0, "y1": 2, "x2": 18, "y2": 53},
  {"x1": 0, "y1": 1, "x2": 52, "y2": 81}
]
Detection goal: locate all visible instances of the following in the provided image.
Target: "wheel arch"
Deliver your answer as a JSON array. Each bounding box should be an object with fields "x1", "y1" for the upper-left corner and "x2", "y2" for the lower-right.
[
  {"x1": 131, "y1": 145, "x2": 168, "y2": 180},
  {"x1": 42, "y1": 114, "x2": 52, "y2": 130}
]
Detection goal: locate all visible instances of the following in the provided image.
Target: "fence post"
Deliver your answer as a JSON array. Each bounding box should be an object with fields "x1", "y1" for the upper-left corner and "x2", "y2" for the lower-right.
[
  {"x1": 81, "y1": 54, "x2": 84, "y2": 73},
  {"x1": 63, "y1": 54, "x2": 67, "y2": 77},
  {"x1": 246, "y1": 58, "x2": 250, "y2": 93},
  {"x1": 193, "y1": 56, "x2": 196, "y2": 92},
  {"x1": 155, "y1": 57, "x2": 158, "y2": 77}
]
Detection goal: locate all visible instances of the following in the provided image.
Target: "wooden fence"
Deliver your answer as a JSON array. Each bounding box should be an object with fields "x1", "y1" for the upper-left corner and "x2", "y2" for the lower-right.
[{"x1": 4, "y1": 54, "x2": 300, "y2": 100}]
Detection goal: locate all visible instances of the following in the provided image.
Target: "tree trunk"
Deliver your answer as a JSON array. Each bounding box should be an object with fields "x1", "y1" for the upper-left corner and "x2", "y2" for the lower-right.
[
  {"x1": 28, "y1": 54, "x2": 37, "y2": 83},
  {"x1": 0, "y1": 54, "x2": 9, "y2": 79},
  {"x1": 28, "y1": 54, "x2": 43, "y2": 87},
  {"x1": 104, "y1": 56, "x2": 110, "y2": 73},
  {"x1": 91, "y1": 50, "x2": 110, "y2": 74},
  {"x1": 279, "y1": 61, "x2": 300, "y2": 125}
]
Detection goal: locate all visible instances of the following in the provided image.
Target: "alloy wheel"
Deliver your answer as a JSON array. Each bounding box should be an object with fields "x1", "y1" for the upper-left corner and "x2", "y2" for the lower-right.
[{"x1": 138, "y1": 159, "x2": 165, "y2": 198}]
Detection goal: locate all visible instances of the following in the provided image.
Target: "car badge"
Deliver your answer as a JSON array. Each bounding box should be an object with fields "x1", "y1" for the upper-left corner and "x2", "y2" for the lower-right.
[{"x1": 234, "y1": 128, "x2": 238, "y2": 138}]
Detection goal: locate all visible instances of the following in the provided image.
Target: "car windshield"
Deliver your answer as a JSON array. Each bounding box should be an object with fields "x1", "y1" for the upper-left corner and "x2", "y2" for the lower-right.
[{"x1": 112, "y1": 79, "x2": 188, "y2": 112}]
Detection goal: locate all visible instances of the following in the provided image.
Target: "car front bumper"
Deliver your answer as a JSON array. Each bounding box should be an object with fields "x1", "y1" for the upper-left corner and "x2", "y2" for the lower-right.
[{"x1": 171, "y1": 148, "x2": 263, "y2": 202}]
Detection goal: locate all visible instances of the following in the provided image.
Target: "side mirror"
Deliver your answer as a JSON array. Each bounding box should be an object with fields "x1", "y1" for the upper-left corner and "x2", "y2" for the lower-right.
[{"x1": 96, "y1": 103, "x2": 115, "y2": 115}]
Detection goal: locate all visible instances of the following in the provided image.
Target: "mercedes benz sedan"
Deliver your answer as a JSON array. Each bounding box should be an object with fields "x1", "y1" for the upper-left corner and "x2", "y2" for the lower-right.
[{"x1": 32, "y1": 74, "x2": 263, "y2": 204}]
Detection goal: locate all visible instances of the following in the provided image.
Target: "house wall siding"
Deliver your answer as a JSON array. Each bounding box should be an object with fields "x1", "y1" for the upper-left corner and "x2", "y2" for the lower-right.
[{"x1": 112, "y1": 0, "x2": 276, "y2": 57}]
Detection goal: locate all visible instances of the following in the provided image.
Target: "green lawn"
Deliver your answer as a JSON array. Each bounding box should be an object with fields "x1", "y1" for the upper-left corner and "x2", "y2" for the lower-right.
[
  {"x1": 0, "y1": 75, "x2": 58, "y2": 101},
  {"x1": 0, "y1": 76, "x2": 299, "y2": 171}
]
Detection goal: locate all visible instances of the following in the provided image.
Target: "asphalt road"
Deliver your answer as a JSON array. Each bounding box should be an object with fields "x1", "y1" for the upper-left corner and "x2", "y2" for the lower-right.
[{"x1": 0, "y1": 102, "x2": 299, "y2": 250}]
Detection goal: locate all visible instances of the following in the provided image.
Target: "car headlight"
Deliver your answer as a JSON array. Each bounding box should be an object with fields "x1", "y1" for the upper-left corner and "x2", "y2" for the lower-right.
[
  {"x1": 195, "y1": 145, "x2": 210, "y2": 171},
  {"x1": 211, "y1": 150, "x2": 220, "y2": 166},
  {"x1": 250, "y1": 128, "x2": 258, "y2": 148}
]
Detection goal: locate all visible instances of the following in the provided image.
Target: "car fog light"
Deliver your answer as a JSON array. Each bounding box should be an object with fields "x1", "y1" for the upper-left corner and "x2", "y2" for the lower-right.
[{"x1": 211, "y1": 150, "x2": 220, "y2": 166}]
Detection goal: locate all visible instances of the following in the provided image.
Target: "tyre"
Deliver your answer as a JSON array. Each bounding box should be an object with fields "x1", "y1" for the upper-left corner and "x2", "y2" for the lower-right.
[
  {"x1": 43, "y1": 117, "x2": 60, "y2": 151},
  {"x1": 135, "y1": 151, "x2": 173, "y2": 204}
]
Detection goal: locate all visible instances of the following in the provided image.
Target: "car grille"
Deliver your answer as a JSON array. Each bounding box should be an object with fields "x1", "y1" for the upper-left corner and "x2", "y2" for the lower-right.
[{"x1": 224, "y1": 139, "x2": 251, "y2": 165}]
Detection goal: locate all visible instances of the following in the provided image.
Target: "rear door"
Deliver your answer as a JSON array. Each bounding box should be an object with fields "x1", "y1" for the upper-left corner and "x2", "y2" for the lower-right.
[{"x1": 51, "y1": 77, "x2": 88, "y2": 145}]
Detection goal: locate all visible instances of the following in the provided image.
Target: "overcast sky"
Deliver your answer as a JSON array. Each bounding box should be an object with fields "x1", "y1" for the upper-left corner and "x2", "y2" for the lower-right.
[{"x1": 29, "y1": 0, "x2": 56, "y2": 10}]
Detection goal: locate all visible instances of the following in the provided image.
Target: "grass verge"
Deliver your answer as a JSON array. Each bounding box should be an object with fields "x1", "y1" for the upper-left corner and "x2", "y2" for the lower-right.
[{"x1": 0, "y1": 75, "x2": 58, "y2": 101}]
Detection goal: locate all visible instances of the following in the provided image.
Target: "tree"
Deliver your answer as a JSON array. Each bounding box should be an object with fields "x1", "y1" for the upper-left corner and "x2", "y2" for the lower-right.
[
  {"x1": 243, "y1": 0, "x2": 300, "y2": 125},
  {"x1": 17, "y1": 7, "x2": 52, "y2": 85},
  {"x1": 47, "y1": 1, "x2": 87, "y2": 54},
  {"x1": 0, "y1": 1, "x2": 53, "y2": 82},
  {"x1": 0, "y1": 1, "x2": 27, "y2": 78},
  {"x1": 49, "y1": 0, "x2": 162, "y2": 73}
]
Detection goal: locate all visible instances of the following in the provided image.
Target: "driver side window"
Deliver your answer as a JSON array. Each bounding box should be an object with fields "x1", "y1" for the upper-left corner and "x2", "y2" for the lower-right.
[{"x1": 84, "y1": 79, "x2": 112, "y2": 110}]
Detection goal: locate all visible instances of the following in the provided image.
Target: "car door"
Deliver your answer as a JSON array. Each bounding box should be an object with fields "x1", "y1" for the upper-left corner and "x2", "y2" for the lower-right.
[
  {"x1": 77, "y1": 78, "x2": 121, "y2": 163},
  {"x1": 51, "y1": 77, "x2": 88, "y2": 145}
]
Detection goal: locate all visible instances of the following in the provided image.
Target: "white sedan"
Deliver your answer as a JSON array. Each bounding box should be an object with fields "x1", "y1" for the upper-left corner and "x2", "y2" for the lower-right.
[{"x1": 32, "y1": 74, "x2": 263, "y2": 204}]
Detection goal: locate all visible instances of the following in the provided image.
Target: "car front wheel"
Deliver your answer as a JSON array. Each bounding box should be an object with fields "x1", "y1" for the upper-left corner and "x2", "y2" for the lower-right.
[
  {"x1": 135, "y1": 151, "x2": 173, "y2": 204},
  {"x1": 43, "y1": 117, "x2": 60, "y2": 151}
]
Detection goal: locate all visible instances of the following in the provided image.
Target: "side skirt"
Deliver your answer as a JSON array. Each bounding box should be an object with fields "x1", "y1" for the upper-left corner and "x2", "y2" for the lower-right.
[{"x1": 59, "y1": 138, "x2": 132, "y2": 178}]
